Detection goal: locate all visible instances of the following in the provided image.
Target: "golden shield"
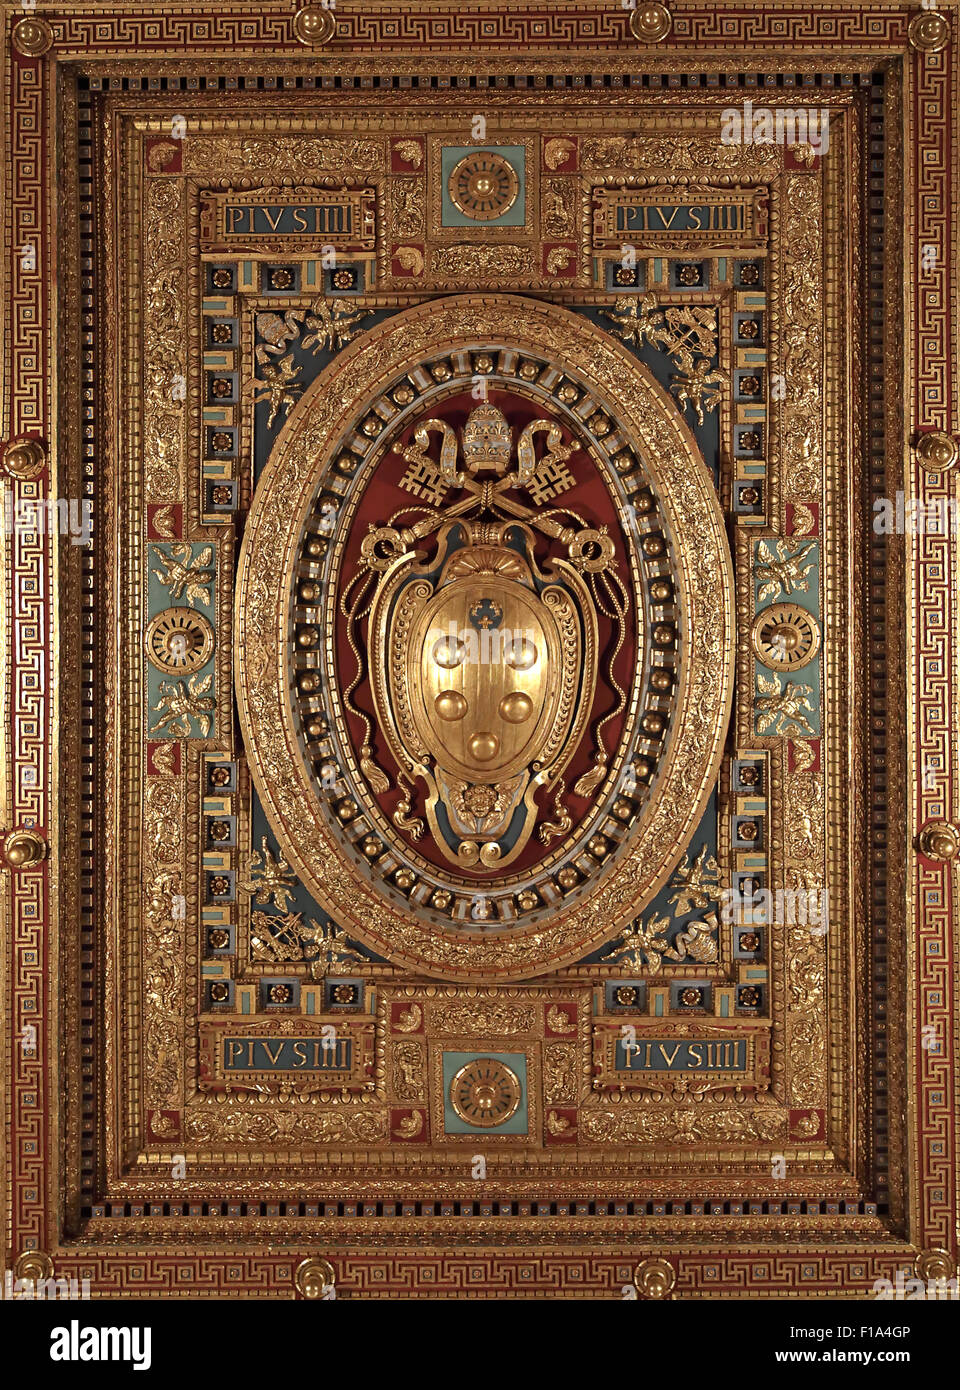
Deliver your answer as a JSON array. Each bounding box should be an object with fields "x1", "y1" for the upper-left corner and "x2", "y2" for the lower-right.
[{"x1": 369, "y1": 520, "x2": 597, "y2": 870}]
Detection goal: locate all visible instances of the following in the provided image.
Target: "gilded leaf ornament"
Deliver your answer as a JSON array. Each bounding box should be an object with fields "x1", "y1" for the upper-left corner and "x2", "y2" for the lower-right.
[
  {"x1": 756, "y1": 539, "x2": 816, "y2": 603},
  {"x1": 250, "y1": 912, "x2": 321, "y2": 963},
  {"x1": 151, "y1": 542, "x2": 213, "y2": 608},
  {"x1": 149, "y1": 674, "x2": 215, "y2": 737},
  {"x1": 305, "y1": 919, "x2": 368, "y2": 976},
  {"x1": 601, "y1": 913, "x2": 673, "y2": 974},
  {"x1": 666, "y1": 843, "x2": 721, "y2": 916}
]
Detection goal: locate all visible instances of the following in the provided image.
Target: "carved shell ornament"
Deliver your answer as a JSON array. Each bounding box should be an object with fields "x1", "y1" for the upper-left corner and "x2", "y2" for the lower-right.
[{"x1": 236, "y1": 296, "x2": 734, "y2": 980}]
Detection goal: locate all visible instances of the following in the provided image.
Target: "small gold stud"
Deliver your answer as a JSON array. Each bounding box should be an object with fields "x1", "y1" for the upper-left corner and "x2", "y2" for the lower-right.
[
  {"x1": 918, "y1": 820, "x2": 960, "y2": 863},
  {"x1": 908, "y1": 10, "x2": 951, "y2": 54},
  {"x1": 914, "y1": 1247, "x2": 956, "y2": 1283},
  {"x1": 14, "y1": 1250, "x2": 54, "y2": 1285},
  {"x1": 2, "y1": 829, "x2": 47, "y2": 870},
  {"x1": 293, "y1": 8, "x2": 337, "y2": 47},
  {"x1": 294, "y1": 1257, "x2": 336, "y2": 1298},
  {"x1": 915, "y1": 431, "x2": 959, "y2": 473},
  {"x1": 629, "y1": 4, "x2": 673, "y2": 43},
  {"x1": 2, "y1": 437, "x2": 46, "y2": 480},
  {"x1": 634, "y1": 1256, "x2": 676, "y2": 1299},
  {"x1": 12, "y1": 18, "x2": 53, "y2": 57}
]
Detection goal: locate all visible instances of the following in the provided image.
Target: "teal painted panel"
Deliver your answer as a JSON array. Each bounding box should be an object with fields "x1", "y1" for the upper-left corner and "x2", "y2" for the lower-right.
[
  {"x1": 146, "y1": 542, "x2": 217, "y2": 738},
  {"x1": 440, "y1": 145, "x2": 526, "y2": 227},
  {"x1": 753, "y1": 537, "x2": 821, "y2": 737},
  {"x1": 442, "y1": 1051, "x2": 528, "y2": 1135}
]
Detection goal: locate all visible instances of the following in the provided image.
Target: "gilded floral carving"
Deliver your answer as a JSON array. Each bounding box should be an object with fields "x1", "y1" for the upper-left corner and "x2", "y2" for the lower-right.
[{"x1": 143, "y1": 179, "x2": 186, "y2": 501}]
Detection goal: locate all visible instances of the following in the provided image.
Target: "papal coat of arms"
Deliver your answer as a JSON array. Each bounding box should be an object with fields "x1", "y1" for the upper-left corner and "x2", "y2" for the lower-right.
[{"x1": 362, "y1": 402, "x2": 611, "y2": 871}]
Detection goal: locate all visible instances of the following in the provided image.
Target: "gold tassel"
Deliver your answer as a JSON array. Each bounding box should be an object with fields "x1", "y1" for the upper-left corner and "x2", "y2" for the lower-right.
[
  {"x1": 573, "y1": 753, "x2": 607, "y2": 798},
  {"x1": 393, "y1": 782, "x2": 424, "y2": 840},
  {"x1": 539, "y1": 786, "x2": 572, "y2": 845},
  {"x1": 360, "y1": 744, "x2": 389, "y2": 795}
]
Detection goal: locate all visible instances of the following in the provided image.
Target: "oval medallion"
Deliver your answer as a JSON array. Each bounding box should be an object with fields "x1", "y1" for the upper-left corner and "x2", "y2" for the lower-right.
[{"x1": 236, "y1": 296, "x2": 734, "y2": 980}]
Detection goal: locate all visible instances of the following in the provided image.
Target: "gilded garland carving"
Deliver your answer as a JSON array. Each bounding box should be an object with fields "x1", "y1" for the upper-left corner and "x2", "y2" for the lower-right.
[
  {"x1": 579, "y1": 1100, "x2": 788, "y2": 1146},
  {"x1": 544, "y1": 1044, "x2": 579, "y2": 1104},
  {"x1": 184, "y1": 1103, "x2": 387, "y2": 1146},
  {"x1": 181, "y1": 137, "x2": 385, "y2": 176},
  {"x1": 581, "y1": 136, "x2": 781, "y2": 174},
  {"x1": 781, "y1": 175, "x2": 823, "y2": 504},
  {"x1": 142, "y1": 779, "x2": 185, "y2": 1113},
  {"x1": 431, "y1": 244, "x2": 537, "y2": 277},
  {"x1": 432, "y1": 1003, "x2": 535, "y2": 1035},
  {"x1": 783, "y1": 741, "x2": 827, "y2": 1108},
  {"x1": 143, "y1": 179, "x2": 186, "y2": 501},
  {"x1": 392, "y1": 1042, "x2": 426, "y2": 1100}
]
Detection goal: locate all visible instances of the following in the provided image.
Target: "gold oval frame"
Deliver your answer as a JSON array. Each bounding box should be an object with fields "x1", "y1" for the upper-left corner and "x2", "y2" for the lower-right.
[{"x1": 235, "y1": 295, "x2": 734, "y2": 981}]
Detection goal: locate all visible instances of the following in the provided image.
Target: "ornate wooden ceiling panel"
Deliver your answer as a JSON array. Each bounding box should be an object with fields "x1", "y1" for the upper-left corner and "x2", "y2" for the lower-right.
[{"x1": 1, "y1": 0, "x2": 957, "y2": 1324}]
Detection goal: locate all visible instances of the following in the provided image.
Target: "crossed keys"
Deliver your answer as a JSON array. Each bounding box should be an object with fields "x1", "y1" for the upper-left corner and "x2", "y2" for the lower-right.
[{"x1": 394, "y1": 417, "x2": 578, "y2": 543}]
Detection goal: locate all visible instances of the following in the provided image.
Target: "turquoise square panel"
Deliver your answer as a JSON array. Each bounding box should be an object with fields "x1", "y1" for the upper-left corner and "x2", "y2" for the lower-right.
[
  {"x1": 441, "y1": 1051, "x2": 528, "y2": 1134},
  {"x1": 440, "y1": 145, "x2": 526, "y2": 227}
]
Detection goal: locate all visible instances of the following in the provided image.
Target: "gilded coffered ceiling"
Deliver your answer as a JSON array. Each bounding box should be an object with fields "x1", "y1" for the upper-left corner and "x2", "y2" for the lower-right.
[{"x1": 1, "y1": 0, "x2": 958, "y2": 1331}]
